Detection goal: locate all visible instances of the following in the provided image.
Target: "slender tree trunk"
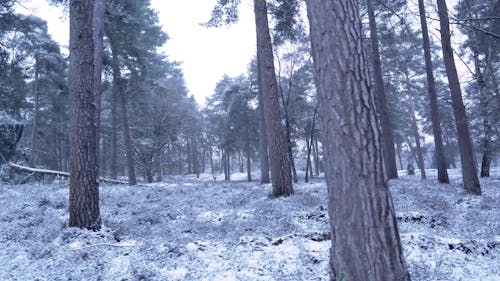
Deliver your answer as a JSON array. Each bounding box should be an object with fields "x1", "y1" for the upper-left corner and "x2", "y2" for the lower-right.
[
  {"x1": 245, "y1": 116, "x2": 252, "y2": 182},
  {"x1": 193, "y1": 138, "x2": 200, "y2": 178},
  {"x1": 254, "y1": 0, "x2": 293, "y2": 196},
  {"x1": 29, "y1": 59, "x2": 39, "y2": 167},
  {"x1": 305, "y1": 105, "x2": 318, "y2": 183},
  {"x1": 246, "y1": 147, "x2": 252, "y2": 182},
  {"x1": 109, "y1": 38, "x2": 136, "y2": 186},
  {"x1": 418, "y1": 0, "x2": 449, "y2": 183},
  {"x1": 408, "y1": 92, "x2": 427, "y2": 180},
  {"x1": 286, "y1": 118, "x2": 298, "y2": 183},
  {"x1": 305, "y1": 133, "x2": 311, "y2": 183},
  {"x1": 396, "y1": 141, "x2": 404, "y2": 170},
  {"x1": 257, "y1": 53, "x2": 271, "y2": 184},
  {"x1": 366, "y1": 0, "x2": 399, "y2": 180},
  {"x1": 436, "y1": 0, "x2": 481, "y2": 194},
  {"x1": 110, "y1": 90, "x2": 118, "y2": 180},
  {"x1": 473, "y1": 51, "x2": 493, "y2": 177},
  {"x1": 178, "y1": 145, "x2": 182, "y2": 175},
  {"x1": 100, "y1": 137, "x2": 106, "y2": 177},
  {"x1": 209, "y1": 147, "x2": 214, "y2": 175},
  {"x1": 313, "y1": 138, "x2": 320, "y2": 176},
  {"x1": 306, "y1": 0, "x2": 410, "y2": 279},
  {"x1": 68, "y1": 0, "x2": 105, "y2": 230}
]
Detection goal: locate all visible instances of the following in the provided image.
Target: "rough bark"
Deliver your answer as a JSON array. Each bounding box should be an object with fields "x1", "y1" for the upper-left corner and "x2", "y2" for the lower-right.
[
  {"x1": 306, "y1": 0, "x2": 411, "y2": 279},
  {"x1": 68, "y1": 0, "x2": 104, "y2": 230},
  {"x1": 367, "y1": 0, "x2": 399, "y2": 180},
  {"x1": 257, "y1": 54, "x2": 270, "y2": 184},
  {"x1": 254, "y1": 0, "x2": 293, "y2": 196},
  {"x1": 418, "y1": 0, "x2": 449, "y2": 183},
  {"x1": 436, "y1": 0, "x2": 481, "y2": 194}
]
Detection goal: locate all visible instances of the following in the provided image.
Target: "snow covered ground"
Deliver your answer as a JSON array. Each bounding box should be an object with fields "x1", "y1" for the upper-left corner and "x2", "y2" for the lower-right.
[{"x1": 0, "y1": 168, "x2": 498, "y2": 280}]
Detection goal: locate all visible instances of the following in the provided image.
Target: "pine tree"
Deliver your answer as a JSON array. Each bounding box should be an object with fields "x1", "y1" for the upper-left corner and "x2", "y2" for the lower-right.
[{"x1": 306, "y1": 0, "x2": 410, "y2": 279}]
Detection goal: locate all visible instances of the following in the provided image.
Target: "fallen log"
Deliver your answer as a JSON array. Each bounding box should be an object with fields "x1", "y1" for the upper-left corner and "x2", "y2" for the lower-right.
[{"x1": 7, "y1": 162, "x2": 132, "y2": 185}]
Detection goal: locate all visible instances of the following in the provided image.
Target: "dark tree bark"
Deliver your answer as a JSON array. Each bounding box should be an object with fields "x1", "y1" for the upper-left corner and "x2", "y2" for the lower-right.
[
  {"x1": 367, "y1": 0, "x2": 399, "y2": 180},
  {"x1": 418, "y1": 0, "x2": 449, "y2": 183},
  {"x1": 68, "y1": 0, "x2": 105, "y2": 230},
  {"x1": 254, "y1": 0, "x2": 293, "y2": 196},
  {"x1": 257, "y1": 54, "x2": 270, "y2": 184},
  {"x1": 306, "y1": 0, "x2": 411, "y2": 279},
  {"x1": 436, "y1": 0, "x2": 481, "y2": 194},
  {"x1": 109, "y1": 37, "x2": 136, "y2": 186}
]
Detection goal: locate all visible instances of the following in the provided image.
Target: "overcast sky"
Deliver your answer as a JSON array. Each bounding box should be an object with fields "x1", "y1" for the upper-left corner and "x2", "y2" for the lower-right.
[{"x1": 16, "y1": 0, "x2": 257, "y2": 106}]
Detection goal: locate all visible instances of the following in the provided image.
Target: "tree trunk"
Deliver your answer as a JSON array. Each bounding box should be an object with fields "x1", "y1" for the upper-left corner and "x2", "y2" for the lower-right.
[
  {"x1": 396, "y1": 141, "x2": 404, "y2": 170},
  {"x1": 366, "y1": 0, "x2": 399, "y2": 180},
  {"x1": 306, "y1": 0, "x2": 410, "y2": 279},
  {"x1": 109, "y1": 38, "x2": 136, "y2": 186},
  {"x1": 305, "y1": 105, "x2": 318, "y2": 183},
  {"x1": 209, "y1": 147, "x2": 214, "y2": 175},
  {"x1": 257, "y1": 51, "x2": 271, "y2": 184},
  {"x1": 110, "y1": 88, "x2": 118, "y2": 180},
  {"x1": 305, "y1": 133, "x2": 311, "y2": 183},
  {"x1": 245, "y1": 117, "x2": 252, "y2": 182},
  {"x1": 408, "y1": 92, "x2": 427, "y2": 180},
  {"x1": 286, "y1": 118, "x2": 298, "y2": 183},
  {"x1": 473, "y1": 51, "x2": 493, "y2": 177},
  {"x1": 313, "y1": 138, "x2": 320, "y2": 176},
  {"x1": 254, "y1": 0, "x2": 293, "y2": 196},
  {"x1": 68, "y1": 0, "x2": 105, "y2": 230},
  {"x1": 436, "y1": 0, "x2": 481, "y2": 194},
  {"x1": 100, "y1": 137, "x2": 106, "y2": 177},
  {"x1": 418, "y1": 0, "x2": 449, "y2": 183},
  {"x1": 29, "y1": 59, "x2": 39, "y2": 167}
]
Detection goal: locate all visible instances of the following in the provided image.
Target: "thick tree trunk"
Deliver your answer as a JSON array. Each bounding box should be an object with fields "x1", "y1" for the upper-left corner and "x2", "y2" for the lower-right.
[
  {"x1": 68, "y1": 0, "x2": 104, "y2": 230},
  {"x1": 436, "y1": 0, "x2": 481, "y2": 194},
  {"x1": 366, "y1": 0, "x2": 399, "y2": 180},
  {"x1": 29, "y1": 59, "x2": 39, "y2": 167},
  {"x1": 306, "y1": 0, "x2": 410, "y2": 279},
  {"x1": 257, "y1": 53, "x2": 270, "y2": 184},
  {"x1": 418, "y1": 0, "x2": 449, "y2": 183},
  {"x1": 254, "y1": 0, "x2": 293, "y2": 196},
  {"x1": 408, "y1": 92, "x2": 427, "y2": 180}
]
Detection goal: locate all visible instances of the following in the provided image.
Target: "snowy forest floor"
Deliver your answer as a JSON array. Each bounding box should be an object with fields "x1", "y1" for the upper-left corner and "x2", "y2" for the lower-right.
[{"x1": 0, "y1": 169, "x2": 498, "y2": 281}]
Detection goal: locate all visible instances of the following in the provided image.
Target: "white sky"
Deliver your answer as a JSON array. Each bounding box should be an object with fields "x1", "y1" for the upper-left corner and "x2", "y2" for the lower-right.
[
  {"x1": 15, "y1": 0, "x2": 472, "y2": 107},
  {"x1": 16, "y1": 0, "x2": 257, "y2": 106}
]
